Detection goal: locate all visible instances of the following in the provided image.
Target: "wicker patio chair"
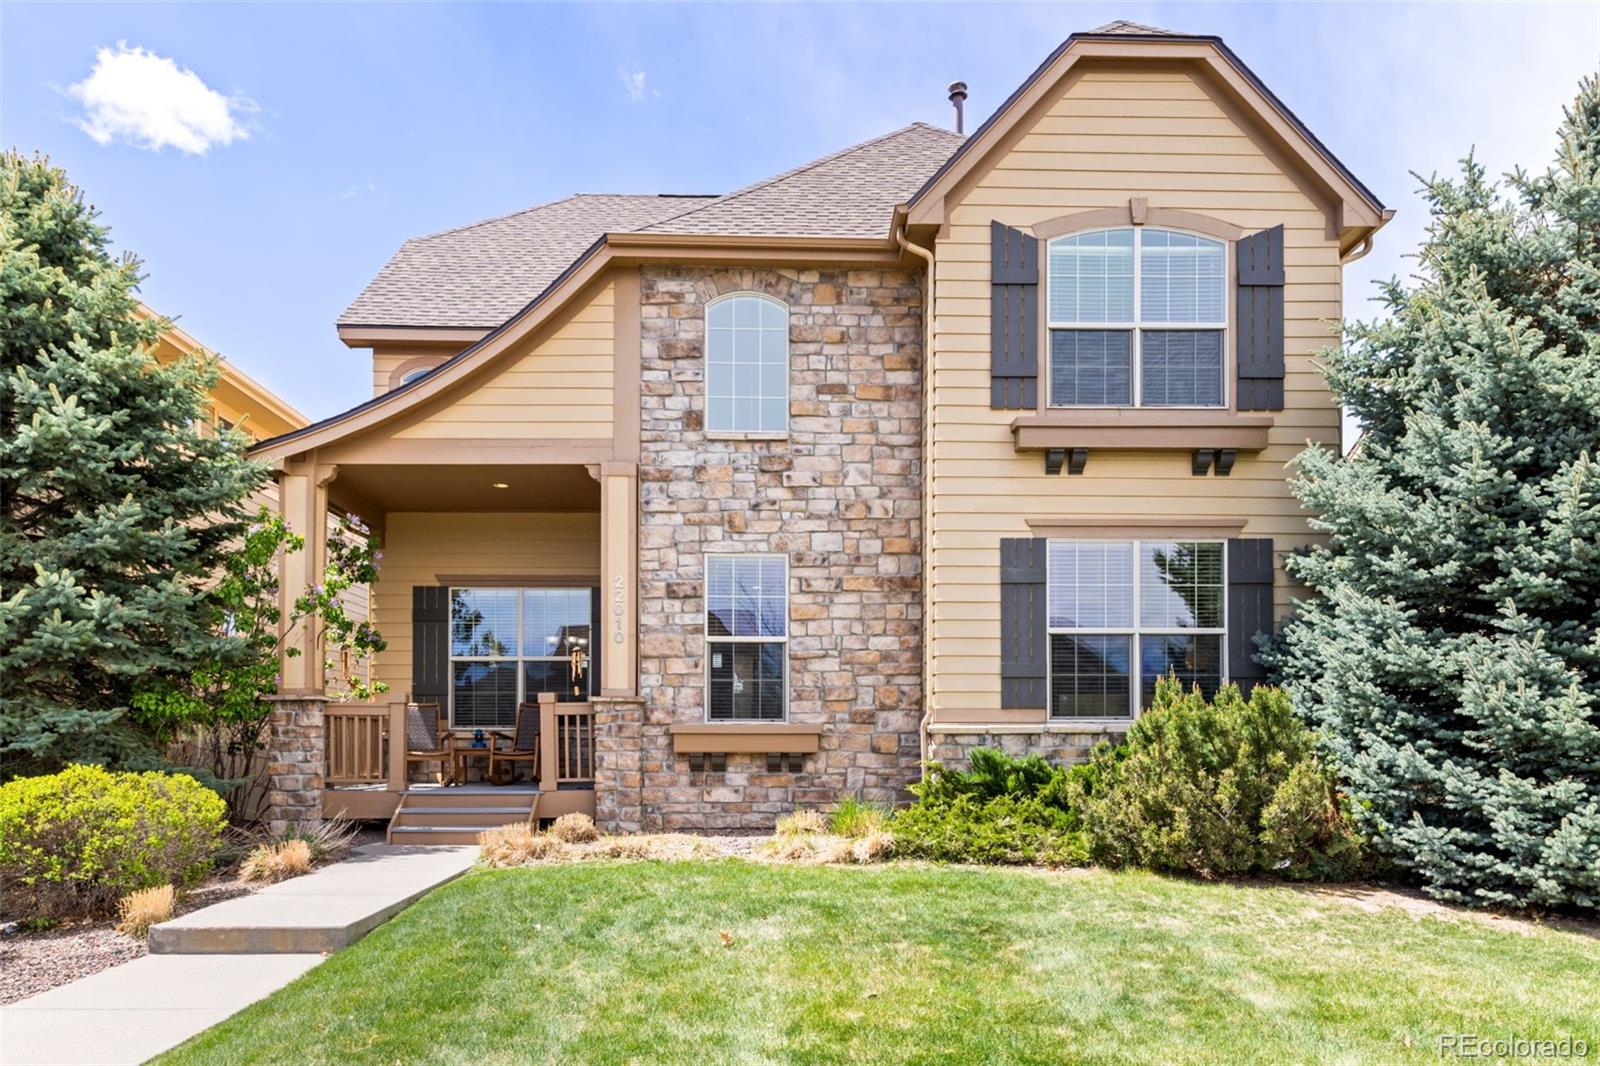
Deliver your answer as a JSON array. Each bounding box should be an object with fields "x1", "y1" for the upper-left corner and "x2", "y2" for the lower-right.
[{"x1": 403, "y1": 702, "x2": 453, "y2": 785}]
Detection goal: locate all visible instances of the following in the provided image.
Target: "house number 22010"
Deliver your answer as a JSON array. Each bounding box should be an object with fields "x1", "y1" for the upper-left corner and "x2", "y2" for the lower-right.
[{"x1": 611, "y1": 575, "x2": 626, "y2": 644}]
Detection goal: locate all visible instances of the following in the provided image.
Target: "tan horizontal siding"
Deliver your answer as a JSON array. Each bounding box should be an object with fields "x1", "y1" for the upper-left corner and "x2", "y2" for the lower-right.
[
  {"x1": 926, "y1": 63, "x2": 1344, "y2": 723},
  {"x1": 370, "y1": 512, "x2": 602, "y2": 700},
  {"x1": 394, "y1": 282, "x2": 615, "y2": 441}
]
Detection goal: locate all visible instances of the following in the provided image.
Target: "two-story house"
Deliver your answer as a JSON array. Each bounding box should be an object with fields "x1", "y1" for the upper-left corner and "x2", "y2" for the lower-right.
[{"x1": 250, "y1": 21, "x2": 1389, "y2": 839}]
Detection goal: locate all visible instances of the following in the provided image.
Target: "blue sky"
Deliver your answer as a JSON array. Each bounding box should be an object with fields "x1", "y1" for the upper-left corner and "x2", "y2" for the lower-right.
[{"x1": 3, "y1": 2, "x2": 1596, "y2": 422}]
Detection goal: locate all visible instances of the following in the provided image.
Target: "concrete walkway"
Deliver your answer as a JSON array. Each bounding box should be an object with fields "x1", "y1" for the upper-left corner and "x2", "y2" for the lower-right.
[
  {"x1": 1, "y1": 844, "x2": 476, "y2": 1065},
  {"x1": 151, "y1": 843, "x2": 476, "y2": 954}
]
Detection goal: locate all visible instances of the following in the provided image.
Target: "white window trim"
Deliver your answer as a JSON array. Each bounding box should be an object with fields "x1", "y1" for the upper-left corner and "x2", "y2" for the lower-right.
[
  {"x1": 1045, "y1": 228, "x2": 1230, "y2": 410},
  {"x1": 447, "y1": 587, "x2": 593, "y2": 729},
  {"x1": 704, "y1": 291, "x2": 790, "y2": 437},
  {"x1": 1045, "y1": 539, "x2": 1228, "y2": 722},
  {"x1": 702, "y1": 553, "x2": 790, "y2": 723}
]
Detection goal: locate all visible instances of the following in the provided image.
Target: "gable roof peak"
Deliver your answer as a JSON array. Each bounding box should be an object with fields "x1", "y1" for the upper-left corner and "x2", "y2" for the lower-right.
[{"x1": 1086, "y1": 20, "x2": 1187, "y2": 36}]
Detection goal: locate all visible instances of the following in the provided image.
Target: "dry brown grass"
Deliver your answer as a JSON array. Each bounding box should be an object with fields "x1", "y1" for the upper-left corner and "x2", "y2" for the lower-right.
[
  {"x1": 115, "y1": 884, "x2": 175, "y2": 939},
  {"x1": 549, "y1": 813, "x2": 599, "y2": 844},
  {"x1": 758, "y1": 829, "x2": 896, "y2": 866},
  {"x1": 852, "y1": 831, "x2": 895, "y2": 863},
  {"x1": 476, "y1": 826, "x2": 722, "y2": 867},
  {"x1": 775, "y1": 810, "x2": 826, "y2": 837},
  {"x1": 239, "y1": 838, "x2": 314, "y2": 883},
  {"x1": 478, "y1": 824, "x2": 568, "y2": 867}
]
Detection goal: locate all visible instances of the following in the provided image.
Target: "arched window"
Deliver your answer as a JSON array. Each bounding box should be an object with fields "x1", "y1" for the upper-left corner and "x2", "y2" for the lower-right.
[
  {"x1": 705, "y1": 293, "x2": 788, "y2": 434},
  {"x1": 1046, "y1": 228, "x2": 1226, "y2": 408},
  {"x1": 399, "y1": 367, "x2": 432, "y2": 386}
]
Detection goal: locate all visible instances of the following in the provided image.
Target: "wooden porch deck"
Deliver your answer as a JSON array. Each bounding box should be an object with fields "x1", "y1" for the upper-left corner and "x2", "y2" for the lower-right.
[{"x1": 321, "y1": 699, "x2": 596, "y2": 828}]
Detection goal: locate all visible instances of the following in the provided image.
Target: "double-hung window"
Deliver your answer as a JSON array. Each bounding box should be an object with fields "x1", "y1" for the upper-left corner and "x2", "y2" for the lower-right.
[
  {"x1": 1047, "y1": 228, "x2": 1227, "y2": 408},
  {"x1": 449, "y1": 587, "x2": 593, "y2": 728},
  {"x1": 704, "y1": 555, "x2": 787, "y2": 721},
  {"x1": 706, "y1": 293, "x2": 789, "y2": 434},
  {"x1": 1047, "y1": 540, "x2": 1226, "y2": 719}
]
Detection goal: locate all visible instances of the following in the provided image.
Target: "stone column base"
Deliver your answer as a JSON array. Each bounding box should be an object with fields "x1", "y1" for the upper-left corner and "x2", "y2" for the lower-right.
[
  {"x1": 592, "y1": 695, "x2": 645, "y2": 833},
  {"x1": 263, "y1": 694, "x2": 328, "y2": 836}
]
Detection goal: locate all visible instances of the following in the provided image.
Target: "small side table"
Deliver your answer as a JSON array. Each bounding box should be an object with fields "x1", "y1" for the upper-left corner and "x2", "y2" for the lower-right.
[{"x1": 452, "y1": 747, "x2": 492, "y2": 785}]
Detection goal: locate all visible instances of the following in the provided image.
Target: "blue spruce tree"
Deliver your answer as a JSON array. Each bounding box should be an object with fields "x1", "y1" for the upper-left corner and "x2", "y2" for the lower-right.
[
  {"x1": 1276, "y1": 78, "x2": 1600, "y2": 909},
  {"x1": 0, "y1": 152, "x2": 266, "y2": 775}
]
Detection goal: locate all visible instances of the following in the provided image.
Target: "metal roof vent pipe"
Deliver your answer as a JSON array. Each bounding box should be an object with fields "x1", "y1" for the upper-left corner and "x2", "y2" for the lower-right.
[{"x1": 948, "y1": 81, "x2": 968, "y2": 135}]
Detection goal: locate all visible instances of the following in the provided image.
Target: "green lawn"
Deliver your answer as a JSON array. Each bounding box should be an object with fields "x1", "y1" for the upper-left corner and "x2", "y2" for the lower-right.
[{"x1": 161, "y1": 861, "x2": 1598, "y2": 1065}]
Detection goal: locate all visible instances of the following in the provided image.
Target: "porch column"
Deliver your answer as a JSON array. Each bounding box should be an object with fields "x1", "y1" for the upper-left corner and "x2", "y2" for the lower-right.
[
  {"x1": 276, "y1": 458, "x2": 336, "y2": 694},
  {"x1": 598, "y1": 462, "x2": 638, "y2": 697},
  {"x1": 267, "y1": 459, "x2": 335, "y2": 830},
  {"x1": 594, "y1": 462, "x2": 644, "y2": 833}
]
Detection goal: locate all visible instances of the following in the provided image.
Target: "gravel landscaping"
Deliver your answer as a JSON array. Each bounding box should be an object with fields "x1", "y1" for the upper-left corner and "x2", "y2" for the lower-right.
[
  {"x1": 0, "y1": 877, "x2": 260, "y2": 1004},
  {"x1": 0, "y1": 821, "x2": 389, "y2": 1005}
]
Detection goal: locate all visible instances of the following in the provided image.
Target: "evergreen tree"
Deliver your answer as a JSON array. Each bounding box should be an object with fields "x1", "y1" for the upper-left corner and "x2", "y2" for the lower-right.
[
  {"x1": 0, "y1": 151, "x2": 266, "y2": 775},
  {"x1": 1275, "y1": 78, "x2": 1600, "y2": 909}
]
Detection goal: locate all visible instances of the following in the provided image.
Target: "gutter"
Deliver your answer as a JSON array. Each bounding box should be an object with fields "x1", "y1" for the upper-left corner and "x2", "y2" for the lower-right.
[{"x1": 895, "y1": 215, "x2": 937, "y2": 775}]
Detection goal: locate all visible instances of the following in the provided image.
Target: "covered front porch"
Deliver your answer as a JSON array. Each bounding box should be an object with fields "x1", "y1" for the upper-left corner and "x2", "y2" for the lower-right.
[{"x1": 264, "y1": 450, "x2": 639, "y2": 835}]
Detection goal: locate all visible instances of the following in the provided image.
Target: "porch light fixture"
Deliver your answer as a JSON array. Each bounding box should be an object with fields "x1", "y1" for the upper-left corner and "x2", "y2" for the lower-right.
[{"x1": 491, "y1": 482, "x2": 510, "y2": 489}]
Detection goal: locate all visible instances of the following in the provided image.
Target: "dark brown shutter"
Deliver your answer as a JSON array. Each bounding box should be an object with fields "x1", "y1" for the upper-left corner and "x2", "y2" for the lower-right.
[
  {"x1": 1235, "y1": 225, "x2": 1285, "y2": 411},
  {"x1": 1000, "y1": 537, "x2": 1048, "y2": 709},
  {"x1": 991, "y1": 221, "x2": 1039, "y2": 409},
  {"x1": 1226, "y1": 539, "x2": 1275, "y2": 696},
  {"x1": 412, "y1": 585, "x2": 450, "y2": 707}
]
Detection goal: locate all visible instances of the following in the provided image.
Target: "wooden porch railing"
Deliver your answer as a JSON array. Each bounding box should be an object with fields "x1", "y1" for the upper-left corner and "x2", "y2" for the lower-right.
[
  {"x1": 324, "y1": 703, "x2": 393, "y2": 785},
  {"x1": 326, "y1": 697, "x2": 596, "y2": 792},
  {"x1": 538, "y1": 693, "x2": 596, "y2": 786}
]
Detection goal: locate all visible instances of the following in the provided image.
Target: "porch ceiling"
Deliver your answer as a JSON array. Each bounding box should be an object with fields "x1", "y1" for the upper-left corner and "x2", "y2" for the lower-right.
[{"x1": 332, "y1": 463, "x2": 601, "y2": 514}]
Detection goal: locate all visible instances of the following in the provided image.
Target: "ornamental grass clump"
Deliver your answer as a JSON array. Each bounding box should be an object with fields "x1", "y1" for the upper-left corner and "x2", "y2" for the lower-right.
[
  {"x1": 478, "y1": 824, "x2": 567, "y2": 866},
  {"x1": 115, "y1": 884, "x2": 175, "y2": 939},
  {"x1": 0, "y1": 765, "x2": 226, "y2": 917},
  {"x1": 775, "y1": 809, "x2": 826, "y2": 837},
  {"x1": 828, "y1": 797, "x2": 889, "y2": 839},
  {"x1": 239, "y1": 838, "x2": 313, "y2": 883},
  {"x1": 549, "y1": 813, "x2": 599, "y2": 844}
]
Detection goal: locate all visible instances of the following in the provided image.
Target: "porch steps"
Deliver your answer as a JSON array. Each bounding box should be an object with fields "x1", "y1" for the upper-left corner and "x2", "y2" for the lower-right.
[{"x1": 386, "y1": 788, "x2": 539, "y2": 846}]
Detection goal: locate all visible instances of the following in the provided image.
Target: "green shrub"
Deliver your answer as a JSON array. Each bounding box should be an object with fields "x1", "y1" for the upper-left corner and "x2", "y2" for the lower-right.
[
  {"x1": 1076, "y1": 679, "x2": 1363, "y2": 880},
  {"x1": 0, "y1": 764, "x2": 227, "y2": 916},
  {"x1": 892, "y1": 749, "x2": 1091, "y2": 865},
  {"x1": 891, "y1": 794, "x2": 1089, "y2": 866}
]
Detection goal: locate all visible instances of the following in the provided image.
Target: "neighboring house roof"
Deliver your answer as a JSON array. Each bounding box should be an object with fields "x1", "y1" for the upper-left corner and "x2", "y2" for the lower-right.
[
  {"x1": 338, "y1": 123, "x2": 965, "y2": 330},
  {"x1": 1087, "y1": 20, "x2": 1187, "y2": 36},
  {"x1": 340, "y1": 194, "x2": 717, "y2": 329},
  {"x1": 139, "y1": 306, "x2": 308, "y2": 442}
]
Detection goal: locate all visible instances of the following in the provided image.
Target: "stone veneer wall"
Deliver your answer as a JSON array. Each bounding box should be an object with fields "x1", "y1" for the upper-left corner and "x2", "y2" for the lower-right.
[
  {"x1": 927, "y1": 728, "x2": 1126, "y2": 770},
  {"x1": 603, "y1": 265, "x2": 924, "y2": 832}
]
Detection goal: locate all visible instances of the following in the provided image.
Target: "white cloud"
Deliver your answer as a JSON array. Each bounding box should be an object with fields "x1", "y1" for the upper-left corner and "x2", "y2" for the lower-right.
[
  {"x1": 618, "y1": 66, "x2": 652, "y2": 104},
  {"x1": 69, "y1": 42, "x2": 253, "y2": 155}
]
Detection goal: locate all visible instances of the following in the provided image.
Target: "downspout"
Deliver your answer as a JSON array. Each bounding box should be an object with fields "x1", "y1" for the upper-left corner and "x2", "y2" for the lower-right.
[{"x1": 895, "y1": 221, "x2": 936, "y2": 776}]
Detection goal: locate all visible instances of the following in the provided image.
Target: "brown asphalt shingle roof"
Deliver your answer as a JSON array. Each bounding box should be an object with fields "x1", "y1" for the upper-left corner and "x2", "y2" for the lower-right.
[
  {"x1": 641, "y1": 123, "x2": 966, "y2": 239},
  {"x1": 339, "y1": 193, "x2": 716, "y2": 329},
  {"x1": 338, "y1": 122, "x2": 965, "y2": 329}
]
